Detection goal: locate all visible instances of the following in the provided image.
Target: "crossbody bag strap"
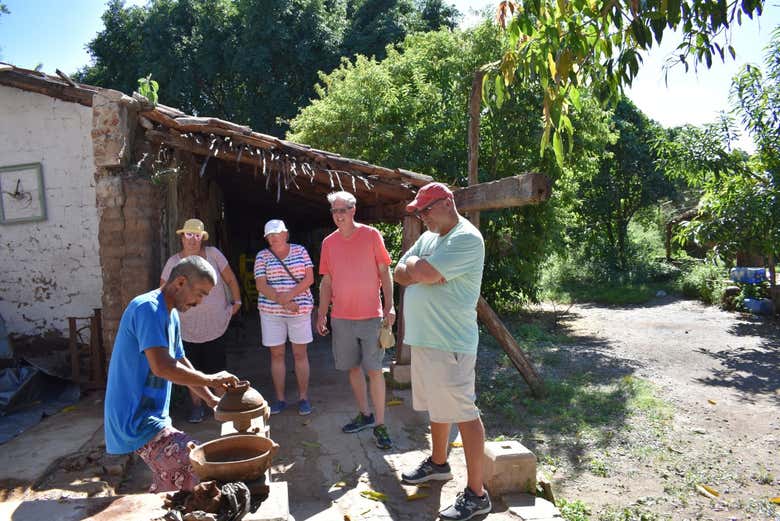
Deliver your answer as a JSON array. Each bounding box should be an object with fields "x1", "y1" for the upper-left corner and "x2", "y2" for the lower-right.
[{"x1": 268, "y1": 248, "x2": 302, "y2": 284}]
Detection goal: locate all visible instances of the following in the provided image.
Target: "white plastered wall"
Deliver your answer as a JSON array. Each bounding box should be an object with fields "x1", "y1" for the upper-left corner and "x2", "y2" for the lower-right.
[{"x1": 0, "y1": 85, "x2": 103, "y2": 336}]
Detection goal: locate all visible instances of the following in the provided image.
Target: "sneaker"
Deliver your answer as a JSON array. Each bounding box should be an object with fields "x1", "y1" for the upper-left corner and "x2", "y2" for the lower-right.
[
  {"x1": 373, "y1": 424, "x2": 393, "y2": 450},
  {"x1": 439, "y1": 487, "x2": 492, "y2": 521},
  {"x1": 342, "y1": 412, "x2": 375, "y2": 433},
  {"x1": 187, "y1": 405, "x2": 204, "y2": 424},
  {"x1": 401, "y1": 456, "x2": 453, "y2": 484},
  {"x1": 270, "y1": 400, "x2": 286, "y2": 415},
  {"x1": 298, "y1": 399, "x2": 312, "y2": 416}
]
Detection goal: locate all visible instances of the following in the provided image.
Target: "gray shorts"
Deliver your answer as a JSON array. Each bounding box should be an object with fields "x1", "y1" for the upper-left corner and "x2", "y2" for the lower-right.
[
  {"x1": 411, "y1": 345, "x2": 480, "y2": 424},
  {"x1": 331, "y1": 317, "x2": 384, "y2": 372}
]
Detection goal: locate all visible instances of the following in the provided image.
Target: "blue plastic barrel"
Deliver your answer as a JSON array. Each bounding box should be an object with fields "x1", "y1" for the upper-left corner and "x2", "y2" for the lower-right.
[
  {"x1": 730, "y1": 267, "x2": 767, "y2": 284},
  {"x1": 743, "y1": 298, "x2": 774, "y2": 315}
]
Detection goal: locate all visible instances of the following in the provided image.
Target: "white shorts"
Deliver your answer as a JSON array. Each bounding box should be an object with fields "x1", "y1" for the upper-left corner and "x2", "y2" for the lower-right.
[
  {"x1": 260, "y1": 313, "x2": 313, "y2": 347},
  {"x1": 411, "y1": 345, "x2": 480, "y2": 424}
]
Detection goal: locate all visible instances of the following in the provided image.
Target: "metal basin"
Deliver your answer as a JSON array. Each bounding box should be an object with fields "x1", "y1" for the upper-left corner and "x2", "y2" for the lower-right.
[{"x1": 188, "y1": 434, "x2": 279, "y2": 482}]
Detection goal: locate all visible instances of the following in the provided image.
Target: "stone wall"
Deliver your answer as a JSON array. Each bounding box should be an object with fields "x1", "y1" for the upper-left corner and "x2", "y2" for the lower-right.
[{"x1": 0, "y1": 85, "x2": 103, "y2": 336}]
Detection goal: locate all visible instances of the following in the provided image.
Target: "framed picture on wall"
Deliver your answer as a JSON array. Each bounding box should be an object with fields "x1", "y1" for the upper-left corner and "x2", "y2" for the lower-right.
[{"x1": 0, "y1": 162, "x2": 47, "y2": 224}]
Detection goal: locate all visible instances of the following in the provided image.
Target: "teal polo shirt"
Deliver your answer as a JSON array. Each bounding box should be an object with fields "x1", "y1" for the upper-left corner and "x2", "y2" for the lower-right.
[{"x1": 399, "y1": 216, "x2": 485, "y2": 354}]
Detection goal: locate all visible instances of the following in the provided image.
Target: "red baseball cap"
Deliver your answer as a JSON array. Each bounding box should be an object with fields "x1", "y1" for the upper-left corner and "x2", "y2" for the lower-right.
[{"x1": 406, "y1": 182, "x2": 453, "y2": 213}]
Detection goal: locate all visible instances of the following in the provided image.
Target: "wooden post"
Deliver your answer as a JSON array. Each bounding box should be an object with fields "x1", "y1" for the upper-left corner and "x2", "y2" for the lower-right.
[
  {"x1": 394, "y1": 216, "x2": 423, "y2": 367},
  {"x1": 68, "y1": 317, "x2": 80, "y2": 383},
  {"x1": 477, "y1": 297, "x2": 545, "y2": 397},
  {"x1": 467, "y1": 69, "x2": 485, "y2": 228},
  {"x1": 94, "y1": 308, "x2": 107, "y2": 385}
]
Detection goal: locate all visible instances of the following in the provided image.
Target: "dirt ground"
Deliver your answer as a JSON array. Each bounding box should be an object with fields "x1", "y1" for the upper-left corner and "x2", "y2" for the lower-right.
[
  {"x1": 521, "y1": 297, "x2": 780, "y2": 520},
  {"x1": 2, "y1": 297, "x2": 778, "y2": 521}
]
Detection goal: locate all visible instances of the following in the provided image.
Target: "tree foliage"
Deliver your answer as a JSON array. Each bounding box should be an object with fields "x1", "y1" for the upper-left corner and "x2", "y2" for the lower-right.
[
  {"x1": 290, "y1": 24, "x2": 612, "y2": 303},
  {"x1": 486, "y1": 0, "x2": 765, "y2": 167},
  {"x1": 76, "y1": 0, "x2": 458, "y2": 135},
  {"x1": 570, "y1": 98, "x2": 671, "y2": 270}
]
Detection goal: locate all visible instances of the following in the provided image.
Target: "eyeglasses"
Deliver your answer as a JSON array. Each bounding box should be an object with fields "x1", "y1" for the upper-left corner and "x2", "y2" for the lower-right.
[
  {"x1": 330, "y1": 206, "x2": 354, "y2": 214},
  {"x1": 183, "y1": 232, "x2": 203, "y2": 240},
  {"x1": 414, "y1": 198, "x2": 446, "y2": 219}
]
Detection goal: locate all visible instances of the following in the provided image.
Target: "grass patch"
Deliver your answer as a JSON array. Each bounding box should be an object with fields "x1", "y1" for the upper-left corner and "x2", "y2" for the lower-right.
[
  {"x1": 559, "y1": 498, "x2": 591, "y2": 521},
  {"x1": 598, "y1": 505, "x2": 664, "y2": 520},
  {"x1": 542, "y1": 281, "x2": 672, "y2": 306}
]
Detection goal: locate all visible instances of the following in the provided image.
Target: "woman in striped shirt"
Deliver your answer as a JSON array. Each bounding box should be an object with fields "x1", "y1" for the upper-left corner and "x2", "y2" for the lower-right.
[{"x1": 254, "y1": 219, "x2": 315, "y2": 416}]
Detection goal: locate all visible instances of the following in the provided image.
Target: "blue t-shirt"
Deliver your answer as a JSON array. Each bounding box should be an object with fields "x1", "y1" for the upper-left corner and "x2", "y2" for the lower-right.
[
  {"x1": 399, "y1": 217, "x2": 485, "y2": 354},
  {"x1": 104, "y1": 289, "x2": 184, "y2": 454}
]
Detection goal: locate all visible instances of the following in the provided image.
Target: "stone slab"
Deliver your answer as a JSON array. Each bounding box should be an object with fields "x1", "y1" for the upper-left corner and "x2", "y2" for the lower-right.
[
  {"x1": 0, "y1": 482, "x2": 290, "y2": 521},
  {"x1": 505, "y1": 493, "x2": 562, "y2": 520},
  {"x1": 0, "y1": 398, "x2": 104, "y2": 484},
  {"x1": 390, "y1": 362, "x2": 411, "y2": 384}
]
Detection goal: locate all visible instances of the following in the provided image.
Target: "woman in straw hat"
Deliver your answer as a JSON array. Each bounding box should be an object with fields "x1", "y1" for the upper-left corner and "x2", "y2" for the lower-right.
[{"x1": 160, "y1": 218, "x2": 242, "y2": 423}]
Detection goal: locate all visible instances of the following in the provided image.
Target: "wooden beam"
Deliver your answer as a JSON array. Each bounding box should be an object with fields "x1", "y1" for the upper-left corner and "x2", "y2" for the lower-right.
[
  {"x1": 467, "y1": 69, "x2": 485, "y2": 227},
  {"x1": 477, "y1": 297, "x2": 545, "y2": 397},
  {"x1": 0, "y1": 69, "x2": 95, "y2": 106},
  {"x1": 453, "y1": 173, "x2": 551, "y2": 213}
]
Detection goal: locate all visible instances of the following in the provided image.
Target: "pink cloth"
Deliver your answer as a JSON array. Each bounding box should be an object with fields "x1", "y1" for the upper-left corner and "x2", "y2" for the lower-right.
[
  {"x1": 135, "y1": 426, "x2": 199, "y2": 493},
  {"x1": 161, "y1": 246, "x2": 232, "y2": 343},
  {"x1": 319, "y1": 225, "x2": 391, "y2": 320}
]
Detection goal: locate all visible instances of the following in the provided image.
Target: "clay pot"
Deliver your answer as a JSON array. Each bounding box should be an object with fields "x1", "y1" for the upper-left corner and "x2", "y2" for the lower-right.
[
  {"x1": 217, "y1": 380, "x2": 266, "y2": 412},
  {"x1": 188, "y1": 435, "x2": 279, "y2": 482}
]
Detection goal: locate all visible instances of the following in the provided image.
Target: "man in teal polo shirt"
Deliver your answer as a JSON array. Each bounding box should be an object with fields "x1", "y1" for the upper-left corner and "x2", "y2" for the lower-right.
[{"x1": 394, "y1": 182, "x2": 490, "y2": 521}]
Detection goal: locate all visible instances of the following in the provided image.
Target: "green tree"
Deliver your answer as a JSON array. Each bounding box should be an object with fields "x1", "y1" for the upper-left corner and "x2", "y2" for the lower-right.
[
  {"x1": 76, "y1": 0, "x2": 456, "y2": 135},
  {"x1": 290, "y1": 24, "x2": 611, "y2": 303},
  {"x1": 574, "y1": 98, "x2": 671, "y2": 270},
  {"x1": 485, "y1": 0, "x2": 765, "y2": 166}
]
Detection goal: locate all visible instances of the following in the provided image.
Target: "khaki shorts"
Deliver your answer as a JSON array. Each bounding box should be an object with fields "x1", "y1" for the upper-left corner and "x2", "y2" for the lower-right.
[
  {"x1": 411, "y1": 345, "x2": 480, "y2": 424},
  {"x1": 331, "y1": 317, "x2": 384, "y2": 372}
]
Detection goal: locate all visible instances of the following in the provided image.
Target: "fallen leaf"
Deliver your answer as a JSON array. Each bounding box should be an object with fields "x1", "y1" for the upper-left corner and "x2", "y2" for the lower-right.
[
  {"x1": 769, "y1": 497, "x2": 780, "y2": 504},
  {"x1": 450, "y1": 441, "x2": 463, "y2": 448},
  {"x1": 707, "y1": 399, "x2": 716, "y2": 405},
  {"x1": 695, "y1": 484, "x2": 718, "y2": 499},
  {"x1": 360, "y1": 490, "x2": 388, "y2": 502},
  {"x1": 387, "y1": 399, "x2": 404, "y2": 406},
  {"x1": 302, "y1": 441, "x2": 321, "y2": 449},
  {"x1": 61, "y1": 405, "x2": 77, "y2": 413},
  {"x1": 343, "y1": 515, "x2": 351, "y2": 521},
  {"x1": 700, "y1": 484, "x2": 720, "y2": 497},
  {"x1": 406, "y1": 492, "x2": 429, "y2": 501}
]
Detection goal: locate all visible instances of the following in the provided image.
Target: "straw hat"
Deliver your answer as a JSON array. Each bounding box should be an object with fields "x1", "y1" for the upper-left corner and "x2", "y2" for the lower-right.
[{"x1": 176, "y1": 218, "x2": 209, "y2": 240}]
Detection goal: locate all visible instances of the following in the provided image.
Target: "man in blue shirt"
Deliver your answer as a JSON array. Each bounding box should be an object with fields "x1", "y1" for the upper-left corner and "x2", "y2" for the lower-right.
[
  {"x1": 394, "y1": 182, "x2": 491, "y2": 521},
  {"x1": 104, "y1": 255, "x2": 238, "y2": 492}
]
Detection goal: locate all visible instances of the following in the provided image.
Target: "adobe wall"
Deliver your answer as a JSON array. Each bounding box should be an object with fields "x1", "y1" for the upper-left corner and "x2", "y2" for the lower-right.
[
  {"x1": 0, "y1": 85, "x2": 103, "y2": 336},
  {"x1": 92, "y1": 90, "x2": 164, "y2": 351}
]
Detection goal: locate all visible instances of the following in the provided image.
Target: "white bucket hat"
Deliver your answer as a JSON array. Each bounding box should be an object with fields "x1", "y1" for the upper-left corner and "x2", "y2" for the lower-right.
[{"x1": 264, "y1": 219, "x2": 288, "y2": 237}]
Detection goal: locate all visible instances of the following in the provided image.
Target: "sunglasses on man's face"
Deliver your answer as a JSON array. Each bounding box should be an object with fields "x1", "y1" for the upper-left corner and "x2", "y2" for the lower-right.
[
  {"x1": 414, "y1": 198, "x2": 446, "y2": 219},
  {"x1": 330, "y1": 206, "x2": 354, "y2": 215},
  {"x1": 183, "y1": 232, "x2": 203, "y2": 240}
]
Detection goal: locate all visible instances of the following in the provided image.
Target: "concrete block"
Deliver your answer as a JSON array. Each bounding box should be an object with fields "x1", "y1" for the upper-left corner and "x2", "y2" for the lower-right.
[
  {"x1": 483, "y1": 440, "x2": 537, "y2": 496},
  {"x1": 505, "y1": 493, "x2": 562, "y2": 520},
  {"x1": 245, "y1": 481, "x2": 289, "y2": 521},
  {"x1": 390, "y1": 362, "x2": 411, "y2": 384}
]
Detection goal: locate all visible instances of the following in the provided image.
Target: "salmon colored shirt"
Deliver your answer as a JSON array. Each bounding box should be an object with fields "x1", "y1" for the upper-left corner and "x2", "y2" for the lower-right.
[{"x1": 319, "y1": 224, "x2": 391, "y2": 320}]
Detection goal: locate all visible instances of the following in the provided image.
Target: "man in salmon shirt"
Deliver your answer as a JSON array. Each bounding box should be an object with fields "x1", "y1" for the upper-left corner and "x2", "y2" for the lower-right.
[{"x1": 317, "y1": 190, "x2": 396, "y2": 450}]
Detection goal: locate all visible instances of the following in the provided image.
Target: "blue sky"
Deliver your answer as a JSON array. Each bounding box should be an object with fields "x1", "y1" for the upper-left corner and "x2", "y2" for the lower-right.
[{"x1": 1, "y1": 0, "x2": 778, "y2": 152}]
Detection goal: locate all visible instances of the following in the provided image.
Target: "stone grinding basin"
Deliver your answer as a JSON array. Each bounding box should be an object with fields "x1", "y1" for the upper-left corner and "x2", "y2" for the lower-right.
[{"x1": 188, "y1": 435, "x2": 279, "y2": 482}]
